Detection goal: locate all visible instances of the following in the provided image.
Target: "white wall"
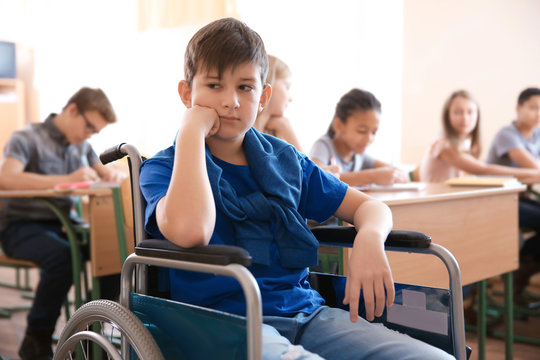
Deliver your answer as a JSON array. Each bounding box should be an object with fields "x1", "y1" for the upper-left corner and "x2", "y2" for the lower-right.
[
  {"x1": 0, "y1": 0, "x2": 404, "y2": 161},
  {"x1": 402, "y1": 0, "x2": 540, "y2": 164}
]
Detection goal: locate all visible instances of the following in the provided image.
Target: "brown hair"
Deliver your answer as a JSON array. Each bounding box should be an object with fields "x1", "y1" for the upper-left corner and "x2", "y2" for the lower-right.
[
  {"x1": 442, "y1": 90, "x2": 481, "y2": 158},
  {"x1": 64, "y1": 87, "x2": 116, "y2": 124},
  {"x1": 184, "y1": 17, "x2": 268, "y2": 87}
]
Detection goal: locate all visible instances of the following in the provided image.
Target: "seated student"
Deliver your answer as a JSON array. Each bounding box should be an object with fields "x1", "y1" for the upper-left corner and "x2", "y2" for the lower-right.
[
  {"x1": 140, "y1": 17, "x2": 452, "y2": 359},
  {"x1": 253, "y1": 54, "x2": 303, "y2": 151},
  {"x1": 419, "y1": 89, "x2": 540, "y2": 183},
  {"x1": 0, "y1": 87, "x2": 124, "y2": 360},
  {"x1": 310, "y1": 88, "x2": 409, "y2": 185},
  {"x1": 485, "y1": 87, "x2": 540, "y2": 303}
]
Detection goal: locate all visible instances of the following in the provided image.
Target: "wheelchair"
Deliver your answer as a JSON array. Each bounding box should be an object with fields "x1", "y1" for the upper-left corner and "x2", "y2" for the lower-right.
[{"x1": 53, "y1": 143, "x2": 468, "y2": 360}]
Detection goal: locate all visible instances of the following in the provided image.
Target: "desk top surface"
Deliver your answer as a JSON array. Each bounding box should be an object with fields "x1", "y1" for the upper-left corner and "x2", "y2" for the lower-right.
[
  {"x1": 0, "y1": 187, "x2": 114, "y2": 198},
  {"x1": 366, "y1": 182, "x2": 526, "y2": 205}
]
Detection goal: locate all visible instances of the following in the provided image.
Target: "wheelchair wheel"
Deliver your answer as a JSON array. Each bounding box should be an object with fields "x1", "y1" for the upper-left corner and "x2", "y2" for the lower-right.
[{"x1": 54, "y1": 299, "x2": 163, "y2": 360}]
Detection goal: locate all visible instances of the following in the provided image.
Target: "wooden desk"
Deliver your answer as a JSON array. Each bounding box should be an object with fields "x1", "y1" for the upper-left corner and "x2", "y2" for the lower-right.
[
  {"x1": 0, "y1": 187, "x2": 133, "y2": 277},
  {"x1": 360, "y1": 182, "x2": 524, "y2": 360},
  {"x1": 357, "y1": 183, "x2": 524, "y2": 288}
]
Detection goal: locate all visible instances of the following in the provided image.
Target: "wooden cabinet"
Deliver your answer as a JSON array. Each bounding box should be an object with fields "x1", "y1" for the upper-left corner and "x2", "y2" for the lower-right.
[{"x1": 0, "y1": 79, "x2": 26, "y2": 153}]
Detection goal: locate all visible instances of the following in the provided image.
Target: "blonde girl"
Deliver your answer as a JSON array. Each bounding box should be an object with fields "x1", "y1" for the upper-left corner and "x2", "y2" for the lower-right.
[{"x1": 253, "y1": 55, "x2": 303, "y2": 151}]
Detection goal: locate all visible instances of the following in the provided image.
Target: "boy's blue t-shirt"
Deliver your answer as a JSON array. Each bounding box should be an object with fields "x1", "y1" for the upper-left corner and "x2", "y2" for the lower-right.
[{"x1": 140, "y1": 144, "x2": 348, "y2": 317}]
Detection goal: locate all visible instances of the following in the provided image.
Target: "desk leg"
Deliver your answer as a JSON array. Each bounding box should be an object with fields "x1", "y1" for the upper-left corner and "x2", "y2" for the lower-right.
[
  {"x1": 503, "y1": 272, "x2": 514, "y2": 360},
  {"x1": 477, "y1": 280, "x2": 487, "y2": 360}
]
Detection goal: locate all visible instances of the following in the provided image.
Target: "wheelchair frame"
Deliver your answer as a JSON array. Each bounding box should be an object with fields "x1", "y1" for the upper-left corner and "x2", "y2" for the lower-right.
[{"x1": 53, "y1": 143, "x2": 467, "y2": 360}]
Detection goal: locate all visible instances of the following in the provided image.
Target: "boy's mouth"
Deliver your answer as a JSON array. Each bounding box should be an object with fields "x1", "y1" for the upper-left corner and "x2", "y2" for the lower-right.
[{"x1": 219, "y1": 116, "x2": 240, "y2": 122}]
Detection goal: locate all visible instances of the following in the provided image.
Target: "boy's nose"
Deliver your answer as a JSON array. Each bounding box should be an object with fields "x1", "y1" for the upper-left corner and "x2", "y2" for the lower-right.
[{"x1": 222, "y1": 90, "x2": 240, "y2": 109}]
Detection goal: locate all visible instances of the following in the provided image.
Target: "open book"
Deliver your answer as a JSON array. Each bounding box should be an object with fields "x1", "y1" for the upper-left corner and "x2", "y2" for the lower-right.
[
  {"x1": 356, "y1": 182, "x2": 426, "y2": 192},
  {"x1": 445, "y1": 176, "x2": 521, "y2": 187}
]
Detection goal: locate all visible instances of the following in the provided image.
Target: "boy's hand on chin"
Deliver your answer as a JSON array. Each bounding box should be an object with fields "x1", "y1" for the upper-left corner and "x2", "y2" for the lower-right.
[{"x1": 184, "y1": 105, "x2": 220, "y2": 137}]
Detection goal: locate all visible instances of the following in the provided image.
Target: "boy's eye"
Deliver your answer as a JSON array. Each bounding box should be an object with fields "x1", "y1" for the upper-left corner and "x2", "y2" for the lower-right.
[
  {"x1": 208, "y1": 83, "x2": 220, "y2": 89},
  {"x1": 239, "y1": 85, "x2": 254, "y2": 92}
]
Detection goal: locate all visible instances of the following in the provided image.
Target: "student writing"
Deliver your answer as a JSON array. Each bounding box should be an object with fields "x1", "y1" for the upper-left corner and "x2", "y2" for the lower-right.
[
  {"x1": 0, "y1": 87, "x2": 124, "y2": 360},
  {"x1": 310, "y1": 88, "x2": 409, "y2": 185}
]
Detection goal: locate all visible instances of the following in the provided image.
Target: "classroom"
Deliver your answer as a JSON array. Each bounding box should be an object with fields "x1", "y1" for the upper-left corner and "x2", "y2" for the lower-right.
[{"x1": 1, "y1": 0, "x2": 539, "y2": 359}]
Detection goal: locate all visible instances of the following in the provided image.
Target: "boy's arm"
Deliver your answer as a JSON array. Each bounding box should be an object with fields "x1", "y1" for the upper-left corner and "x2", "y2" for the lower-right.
[
  {"x1": 0, "y1": 156, "x2": 99, "y2": 190},
  {"x1": 507, "y1": 147, "x2": 540, "y2": 169},
  {"x1": 440, "y1": 145, "x2": 540, "y2": 180},
  {"x1": 334, "y1": 187, "x2": 394, "y2": 323},
  {"x1": 155, "y1": 106, "x2": 219, "y2": 248}
]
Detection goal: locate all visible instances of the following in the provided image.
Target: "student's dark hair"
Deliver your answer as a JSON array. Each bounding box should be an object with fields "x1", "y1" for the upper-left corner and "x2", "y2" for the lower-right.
[
  {"x1": 517, "y1": 87, "x2": 540, "y2": 105},
  {"x1": 64, "y1": 87, "x2": 116, "y2": 123},
  {"x1": 442, "y1": 90, "x2": 481, "y2": 158},
  {"x1": 327, "y1": 88, "x2": 381, "y2": 138},
  {"x1": 184, "y1": 17, "x2": 268, "y2": 87}
]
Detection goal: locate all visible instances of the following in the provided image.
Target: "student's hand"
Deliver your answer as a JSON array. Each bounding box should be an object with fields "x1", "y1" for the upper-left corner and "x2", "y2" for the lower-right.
[
  {"x1": 100, "y1": 169, "x2": 127, "y2": 183},
  {"x1": 321, "y1": 164, "x2": 341, "y2": 178},
  {"x1": 183, "y1": 105, "x2": 220, "y2": 137},
  {"x1": 371, "y1": 167, "x2": 409, "y2": 185},
  {"x1": 69, "y1": 167, "x2": 100, "y2": 182},
  {"x1": 265, "y1": 116, "x2": 303, "y2": 151},
  {"x1": 343, "y1": 231, "x2": 394, "y2": 322}
]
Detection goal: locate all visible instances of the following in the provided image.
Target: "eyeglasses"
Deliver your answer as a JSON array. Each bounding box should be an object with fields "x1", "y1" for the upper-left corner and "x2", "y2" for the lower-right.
[{"x1": 78, "y1": 110, "x2": 98, "y2": 134}]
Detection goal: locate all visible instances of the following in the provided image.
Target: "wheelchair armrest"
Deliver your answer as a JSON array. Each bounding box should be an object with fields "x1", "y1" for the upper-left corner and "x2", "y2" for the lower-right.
[
  {"x1": 311, "y1": 225, "x2": 431, "y2": 248},
  {"x1": 135, "y1": 239, "x2": 252, "y2": 267}
]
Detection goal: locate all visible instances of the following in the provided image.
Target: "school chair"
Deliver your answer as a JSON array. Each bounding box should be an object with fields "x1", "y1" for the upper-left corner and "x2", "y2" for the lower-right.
[
  {"x1": 0, "y1": 248, "x2": 36, "y2": 318},
  {"x1": 53, "y1": 143, "x2": 469, "y2": 360}
]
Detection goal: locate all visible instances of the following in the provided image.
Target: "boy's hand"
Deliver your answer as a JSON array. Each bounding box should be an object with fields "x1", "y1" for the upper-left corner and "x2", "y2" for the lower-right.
[
  {"x1": 343, "y1": 231, "x2": 395, "y2": 322},
  {"x1": 69, "y1": 167, "x2": 100, "y2": 182},
  {"x1": 184, "y1": 105, "x2": 220, "y2": 137}
]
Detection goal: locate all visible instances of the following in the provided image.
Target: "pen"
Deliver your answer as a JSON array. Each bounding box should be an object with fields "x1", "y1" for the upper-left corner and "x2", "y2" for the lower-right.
[{"x1": 81, "y1": 153, "x2": 89, "y2": 167}]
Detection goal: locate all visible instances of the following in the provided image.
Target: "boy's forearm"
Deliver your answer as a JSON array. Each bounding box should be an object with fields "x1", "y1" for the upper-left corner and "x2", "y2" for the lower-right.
[
  {"x1": 352, "y1": 199, "x2": 393, "y2": 244},
  {"x1": 157, "y1": 126, "x2": 216, "y2": 247}
]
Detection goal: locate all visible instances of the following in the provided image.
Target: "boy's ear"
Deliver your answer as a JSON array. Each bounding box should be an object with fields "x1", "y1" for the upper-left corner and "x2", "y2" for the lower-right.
[
  {"x1": 65, "y1": 102, "x2": 78, "y2": 116},
  {"x1": 178, "y1": 80, "x2": 192, "y2": 108},
  {"x1": 258, "y1": 83, "x2": 272, "y2": 112}
]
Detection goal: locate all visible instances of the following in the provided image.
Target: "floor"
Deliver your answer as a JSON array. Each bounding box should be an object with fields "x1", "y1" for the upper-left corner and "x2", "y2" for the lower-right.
[{"x1": 0, "y1": 267, "x2": 539, "y2": 359}]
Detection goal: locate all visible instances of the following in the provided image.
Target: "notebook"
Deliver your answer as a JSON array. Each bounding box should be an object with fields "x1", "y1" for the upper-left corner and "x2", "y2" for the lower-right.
[{"x1": 444, "y1": 176, "x2": 521, "y2": 187}]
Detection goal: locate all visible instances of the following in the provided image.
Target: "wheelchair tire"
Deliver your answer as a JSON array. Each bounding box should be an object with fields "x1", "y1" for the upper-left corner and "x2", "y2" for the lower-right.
[{"x1": 54, "y1": 299, "x2": 164, "y2": 360}]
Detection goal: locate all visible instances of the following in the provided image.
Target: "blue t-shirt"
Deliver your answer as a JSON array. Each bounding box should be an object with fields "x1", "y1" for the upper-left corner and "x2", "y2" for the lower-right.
[
  {"x1": 140, "y1": 143, "x2": 348, "y2": 317},
  {"x1": 486, "y1": 122, "x2": 540, "y2": 167}
]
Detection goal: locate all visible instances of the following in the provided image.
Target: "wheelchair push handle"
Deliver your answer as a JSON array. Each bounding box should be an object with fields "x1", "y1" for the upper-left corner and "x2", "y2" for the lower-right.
[{"x1": 100, "y1": 142, "x2": 128, "y2": 165}]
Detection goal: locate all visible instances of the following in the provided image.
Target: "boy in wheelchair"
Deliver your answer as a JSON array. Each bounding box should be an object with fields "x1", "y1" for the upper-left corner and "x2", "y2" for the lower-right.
[{"x1": 139, "y1": 17, "x2": 453, "y2": 359}]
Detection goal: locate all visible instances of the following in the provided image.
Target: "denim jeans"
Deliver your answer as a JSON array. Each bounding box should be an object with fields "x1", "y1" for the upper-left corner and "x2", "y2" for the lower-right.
[
  {"x1": 262, "y1": 306, "x2": 454, "y2": 360},
  {"x1": 1, "y1": 219, "x2": 120, "y2": 332},
  {"x1": 1, "y1": 220, "x2": 73, "y2": 331},
  {"x1": 519, "y1": 198, "x2": 540, "y2": 260}
]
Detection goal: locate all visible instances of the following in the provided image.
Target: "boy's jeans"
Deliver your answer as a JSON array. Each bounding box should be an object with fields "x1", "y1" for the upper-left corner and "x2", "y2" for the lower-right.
[{"x1": 262, "y1": 306, "x2": 454, "y2": 360}]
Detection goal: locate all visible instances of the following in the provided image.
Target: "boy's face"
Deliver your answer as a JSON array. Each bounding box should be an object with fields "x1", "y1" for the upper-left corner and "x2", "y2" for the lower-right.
[
  {"x1": 517, "y1": 95, "x2": 540, "y2": 128},
  {"x1": 181, "y1": 62, "x2": 270, "y2": 142},
  {"x1": 64, "y1": 103, "x2": 108, "y2": 144}
]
